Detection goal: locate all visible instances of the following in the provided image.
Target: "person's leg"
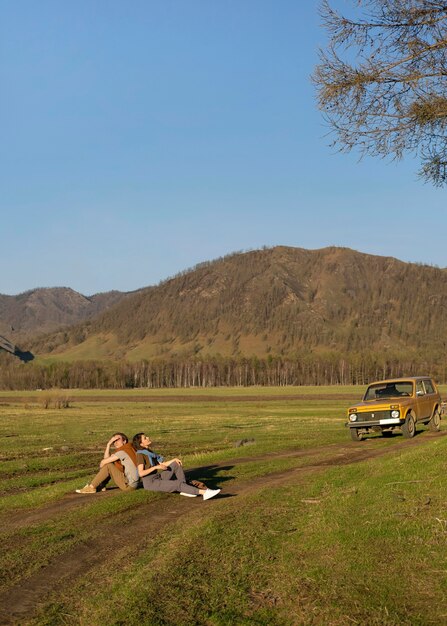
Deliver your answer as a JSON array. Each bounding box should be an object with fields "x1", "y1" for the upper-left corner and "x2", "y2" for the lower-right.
[
  {"x1": 89, "y1": 464, "x2": 134, "y2": 491},
  {"x1": 77, "y1": 463, "x2": 135, "y2": 494},
  {"x1": 160, "y1": 460, "x2": 190, "y2": 484},
  {"x1": 142, "y1": 474, "x2": 199, "y2": 495},
  {"x1": 106, "y1": 463, "x2": 135, "y2": 491},
  {"x1": 159, "y1": 462, "x2": 199, "y2": 495},
  {"x1": 90, "y1": 465, "x2": 112, "y2": 490}
]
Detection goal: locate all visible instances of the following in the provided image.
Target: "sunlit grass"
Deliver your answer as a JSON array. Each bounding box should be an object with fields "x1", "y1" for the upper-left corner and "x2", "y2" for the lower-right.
[
  {"x1": 31, "y1": 436, "x2": 447, "y2": 626},
  {"x1": 2, "y1": 387, "x2": 447, "y2": 625}
]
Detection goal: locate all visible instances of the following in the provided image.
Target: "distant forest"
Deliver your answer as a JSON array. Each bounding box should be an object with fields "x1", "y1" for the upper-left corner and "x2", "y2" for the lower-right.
[{"x1": 0, "y1": 351, "x2": 445, "y2": 390}]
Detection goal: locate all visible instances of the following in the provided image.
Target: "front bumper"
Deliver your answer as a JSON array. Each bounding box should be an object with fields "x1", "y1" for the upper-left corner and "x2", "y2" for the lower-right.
[{"x1": 345, "y1": 418, "x2": 403, "y2": 429}]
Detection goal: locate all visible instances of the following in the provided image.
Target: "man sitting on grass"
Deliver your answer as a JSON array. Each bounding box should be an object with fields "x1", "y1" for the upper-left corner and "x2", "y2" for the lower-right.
[{"x1": 75, "y1": 432, "x2": 139, "y2": 494}]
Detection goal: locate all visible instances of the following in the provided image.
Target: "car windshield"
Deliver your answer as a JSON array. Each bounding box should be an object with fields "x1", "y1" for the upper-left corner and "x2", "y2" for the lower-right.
[{"x1": 364, "y1": 381, "x2": 413, "y2": 401}]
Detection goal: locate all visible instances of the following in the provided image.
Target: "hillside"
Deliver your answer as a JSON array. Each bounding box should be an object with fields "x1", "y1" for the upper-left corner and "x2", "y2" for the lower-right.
[
  {"x1": 0, "y1": 287, "x2": 129, "y2": 340},
  {"x1": 28, "y1": 246, "x2": 447, "y2": 362}
]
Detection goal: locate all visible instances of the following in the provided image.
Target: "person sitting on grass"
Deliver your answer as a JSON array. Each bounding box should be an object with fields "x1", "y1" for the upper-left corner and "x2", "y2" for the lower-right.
[
  {"x1": 76, "y1": 432, "x2": 140, "y2": 494},
  {"x1": 132, "y1": 432, "x2": 220, "y2": 500}
]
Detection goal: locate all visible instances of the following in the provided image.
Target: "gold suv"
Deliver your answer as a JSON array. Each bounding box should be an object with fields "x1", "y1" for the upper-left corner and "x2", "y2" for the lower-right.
[{"x1": 346, "y1": 377, "x2": 442, "y2": 441}]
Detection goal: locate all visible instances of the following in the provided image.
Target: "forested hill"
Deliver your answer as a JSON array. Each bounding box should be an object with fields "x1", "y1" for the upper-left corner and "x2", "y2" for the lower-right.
[
  {"x1": 28, "y1": 246, "x2": 447, "y2": 363},
  {"x1": 0, "y1": 287, "x2": 129, "y2": 339}
]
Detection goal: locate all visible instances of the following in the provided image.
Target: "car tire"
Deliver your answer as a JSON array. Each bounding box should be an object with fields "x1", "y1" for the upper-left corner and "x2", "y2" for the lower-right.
[
  {"x1": 429, "y1": 408, "x2": 441, "y2": 432},
  {"x1": 350, "y1": 428, "x2": 363, "y2": 441},
  {"x1": 402, "y1": 413, "x2": 416, "y2": 438}
]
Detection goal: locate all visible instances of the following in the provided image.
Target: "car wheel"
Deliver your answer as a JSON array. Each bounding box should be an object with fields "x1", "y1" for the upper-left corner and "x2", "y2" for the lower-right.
[
  {"x1": 402, "y1": 413, "x2": 416, "y2": 438},
  {"x1": 350, "y1": 428, "x2": 363, "y2": 441},
  {"x1": 429, "y1": 408, "x2": 441, "y2": 432}
]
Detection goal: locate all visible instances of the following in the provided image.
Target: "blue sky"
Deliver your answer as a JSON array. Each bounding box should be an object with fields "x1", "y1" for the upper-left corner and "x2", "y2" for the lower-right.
[{"x1": 1, "y1": 0, "x2": 445, "y2": 296}]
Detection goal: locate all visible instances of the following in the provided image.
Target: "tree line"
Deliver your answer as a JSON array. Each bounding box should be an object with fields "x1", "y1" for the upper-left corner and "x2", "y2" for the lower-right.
[{"x1": 1, "y1": 351, "x2": 446, "y2": 390}]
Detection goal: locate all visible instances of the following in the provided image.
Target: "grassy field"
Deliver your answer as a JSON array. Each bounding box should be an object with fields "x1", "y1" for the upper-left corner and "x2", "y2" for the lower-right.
[{"x1": 1, "y1": 386, "x2": 447, "y2": 625}]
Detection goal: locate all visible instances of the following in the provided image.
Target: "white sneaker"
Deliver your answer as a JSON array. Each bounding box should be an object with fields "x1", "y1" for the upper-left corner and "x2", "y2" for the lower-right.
[
  {"x1": 180, "y1": 492, "x2": 197, "y2": 497},
  {"x1": 203, "y1": 488, "x2": 221, "y2": 501}
]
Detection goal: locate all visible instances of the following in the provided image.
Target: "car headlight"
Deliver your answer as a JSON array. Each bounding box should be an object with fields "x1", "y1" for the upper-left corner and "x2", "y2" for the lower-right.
[
  {"x1": 349, "y1": 413, "x2": 358, "y2": 422},
  {"x1": 391, "y1": 410, "x2": 400, "y2": 418}
]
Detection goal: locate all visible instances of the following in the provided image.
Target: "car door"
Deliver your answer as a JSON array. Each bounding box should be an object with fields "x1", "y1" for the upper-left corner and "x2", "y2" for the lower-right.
[
  {"x1": 422, "y1": 379, "x2": 437, "y2": 418},
  {"x1": 415, "y1": 379, "x2": 431, "y2": 421}
]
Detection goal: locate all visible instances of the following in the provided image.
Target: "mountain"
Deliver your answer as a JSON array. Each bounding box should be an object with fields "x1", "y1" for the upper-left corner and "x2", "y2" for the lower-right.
[
  {"x1": 0, "y1": 287, "x2": 129, "y2": 340},
  {"x1": 27, "y1": 246, "x2": 447, "y2": 362}
]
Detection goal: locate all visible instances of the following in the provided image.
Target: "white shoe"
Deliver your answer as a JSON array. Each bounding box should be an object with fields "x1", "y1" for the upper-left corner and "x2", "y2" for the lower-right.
[
  {"x1": 203, "y1": 488, "x2": 221, "y2": 501},
  {"x1": 180, "y1": 492, "x2": 197, "y2": 497}
]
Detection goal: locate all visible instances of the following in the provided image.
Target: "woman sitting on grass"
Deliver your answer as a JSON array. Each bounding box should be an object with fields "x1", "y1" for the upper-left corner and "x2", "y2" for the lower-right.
[{"x1": 132, "y1": 432, "x2": 220, "y2": 500}]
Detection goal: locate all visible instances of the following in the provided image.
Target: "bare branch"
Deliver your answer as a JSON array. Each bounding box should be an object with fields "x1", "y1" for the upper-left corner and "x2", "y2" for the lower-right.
[{"x1": 314, "y1": 0, "x2": 447, "y2": 184}]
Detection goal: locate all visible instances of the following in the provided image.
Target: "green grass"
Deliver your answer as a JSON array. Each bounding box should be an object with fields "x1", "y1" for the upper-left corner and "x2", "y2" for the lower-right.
[
  {"x1": 28, "y1": 438, "x2": 447, "y2": 626},
  {"x1": 39, "y1": 439, "x2": 447, "y2": 626},
  {"x1": 0, "y1": 386, "x2": 351, "y2": 506},
  {"x1": 1, "y1": 386, "x2": 447, "y2": 625}
]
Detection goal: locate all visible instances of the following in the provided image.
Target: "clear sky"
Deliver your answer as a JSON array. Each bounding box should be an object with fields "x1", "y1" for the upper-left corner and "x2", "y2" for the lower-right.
[{"x1": 1, "y1": 0, "x2": 445, "y2": 296}]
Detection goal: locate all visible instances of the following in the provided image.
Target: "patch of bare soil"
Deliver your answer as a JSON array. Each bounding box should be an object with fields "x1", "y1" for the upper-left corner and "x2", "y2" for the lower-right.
[{"x1": 1, "y1": 431, "x2": 446, "y2": 625}]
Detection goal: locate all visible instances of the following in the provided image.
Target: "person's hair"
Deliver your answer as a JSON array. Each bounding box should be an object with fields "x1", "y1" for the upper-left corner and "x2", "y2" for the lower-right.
[
  {"x1": 112, "y1": 432, "x2": 128, "y2": 444},
  {"x1": 132, "y1": 432, "x2": 146, "y2": 450}
]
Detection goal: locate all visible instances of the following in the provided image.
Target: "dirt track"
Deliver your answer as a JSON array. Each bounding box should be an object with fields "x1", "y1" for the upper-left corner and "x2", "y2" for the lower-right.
[{"x1": 1, "y1": 431, "x2": 446, "y2": 625}]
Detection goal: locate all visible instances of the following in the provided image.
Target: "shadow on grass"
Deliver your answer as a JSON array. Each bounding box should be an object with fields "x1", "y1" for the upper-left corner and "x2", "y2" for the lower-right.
[
  {"x1": 368, "y1": 429, "x2": 426, "y2": 441},
  {"x1": 187, "y1": 464, "x2": 235, "y2": 490}
]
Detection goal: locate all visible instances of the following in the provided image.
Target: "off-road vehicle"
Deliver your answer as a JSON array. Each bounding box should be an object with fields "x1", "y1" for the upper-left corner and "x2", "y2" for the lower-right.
[{"x1": 346, "y1": 377, "x2": 442, "y2": 441}]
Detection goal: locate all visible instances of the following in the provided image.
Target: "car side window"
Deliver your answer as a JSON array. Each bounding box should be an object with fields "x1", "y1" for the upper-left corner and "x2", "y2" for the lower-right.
[
  {"x1": 423, "y1": 380, "x2": 435, "y2": 394},
  {"x1": 416, "y1": 381, "x2": 425, "y2": 396}
]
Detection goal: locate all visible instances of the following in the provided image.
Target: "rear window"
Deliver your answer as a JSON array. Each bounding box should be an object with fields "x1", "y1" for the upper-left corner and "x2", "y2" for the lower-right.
[{"x1": 364, "y1": 381, "x2": 413, "y2": 401}]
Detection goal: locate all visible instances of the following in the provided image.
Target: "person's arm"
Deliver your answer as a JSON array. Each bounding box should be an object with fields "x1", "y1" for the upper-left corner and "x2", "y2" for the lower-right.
[
  {"x1": 103, "y1": 436, "x2": 119, "y2": 460},
  {"x1": 165, "y1": 457, "x2": 182, "y2": 466},
  {"x1": 137, "y1": 462, "x2": 169, "y2": 478},
  {"x1": 100, "y1": 453, "x2": 120, "y2": 468}
]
